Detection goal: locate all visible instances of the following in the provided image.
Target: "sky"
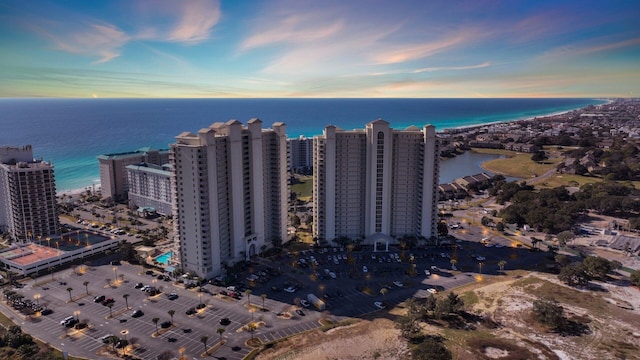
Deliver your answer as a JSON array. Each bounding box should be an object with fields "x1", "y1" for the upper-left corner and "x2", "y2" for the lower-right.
[{"x1": 0, "y1": 0, "x2": 639, "y2": 98}]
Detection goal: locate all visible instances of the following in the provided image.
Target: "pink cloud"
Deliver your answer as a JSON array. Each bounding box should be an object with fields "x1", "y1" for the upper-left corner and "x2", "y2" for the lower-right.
[{"x1": 167, "y1": 0, "x2": 221, "y2": 44}]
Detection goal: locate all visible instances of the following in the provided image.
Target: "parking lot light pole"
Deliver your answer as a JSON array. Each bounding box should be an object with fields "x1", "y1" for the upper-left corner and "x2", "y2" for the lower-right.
[{"x1": 34, "y1": 294, "x2": 40, "y2": 306}]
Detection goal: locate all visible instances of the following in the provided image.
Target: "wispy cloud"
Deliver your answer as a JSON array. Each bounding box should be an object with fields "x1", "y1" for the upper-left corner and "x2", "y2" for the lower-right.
[
  {"x1": 413, "y1": 62, "x2": 491, "y2": 73},
  {"x1": 371, "y1": 30, "x2": 479, "y2": 65},
  {"x1": 543, "y1": 37, "x2": 640, "y2": 59},
  {"x1": 166, "y1": 0, "x2": 221, "y2": 44},
  {"x1": 30, "y1": 21, "x2": 129, "y2": 63},
  {"x1": 241, "y1": 14, "x2": 344, "y2": 50}
]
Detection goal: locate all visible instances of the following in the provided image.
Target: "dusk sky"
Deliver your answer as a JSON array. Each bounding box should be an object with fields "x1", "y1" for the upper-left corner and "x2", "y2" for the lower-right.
[{"x1": 1, "y1": 0, "x2": 639, "y2": 98}]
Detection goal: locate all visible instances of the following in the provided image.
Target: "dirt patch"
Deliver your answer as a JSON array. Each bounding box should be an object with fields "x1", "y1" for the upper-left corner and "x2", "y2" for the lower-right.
[{"x1": 255, "y1": 318, "x2": 408, "y2": 360}]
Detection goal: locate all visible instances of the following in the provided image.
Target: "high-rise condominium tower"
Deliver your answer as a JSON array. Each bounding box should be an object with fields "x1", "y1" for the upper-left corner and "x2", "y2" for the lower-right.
[
  {"x1": 313, "y1": 120, "x2": 439, "y2": 246},
  {"x1": 170, "y1": 119, "x2": 288, "y2": 278},
  {"x1": 0, "y1": 145, "x2": 59, "y2": 242}
]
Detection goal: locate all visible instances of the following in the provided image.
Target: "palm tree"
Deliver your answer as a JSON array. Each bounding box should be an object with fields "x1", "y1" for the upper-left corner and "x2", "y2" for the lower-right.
[
  {"x1": 216, "y1": 327, "x2": 225, "y2": 344},
  {"x1": 109, "y1": 335, "x2": 119, "y2": 353},
  {"x1": 152, "y1": 317, "x2": 159, "y2": 335},
  {"x1": 245, "y1": 289, "x2": 252, "y2": 307},
  {"x1": 247, "y1": 322, "x2": 257, "y2": 340},
  {"x1": 450, "y1": 259, "x2": 458, "y2": 270},
  {"x1": 260, "y1": 293, "x2": 267, "y2": 311},
  {"x1": 66, "y1": 287, "x2": 73, "y2": 302},
  {"x1": 380, "y1": 287, "x2": 388, "y2": 301},
  {"x1": 123, "y1": 294, "x2": 130, "y2": 309},
  {"x1": 498, "y1": 260, "x2": 507, "y2": 272},
  {"x1": 168, "y1": 309, "x2": 175, "y2": 324},
  {"x1": 200, "y1": 335, "x2": 209, "y2": 355},
  {"x1": 107, "y1": 302, "x2": 114, "y2": 318},
  {"x1": 83, "y1": 281, "x2": 90, "y2": 295}
]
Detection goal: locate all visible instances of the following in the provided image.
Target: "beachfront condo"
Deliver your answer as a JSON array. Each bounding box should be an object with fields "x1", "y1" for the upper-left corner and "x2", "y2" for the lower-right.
[
  {"x1": 170, "y1": 119, "x2": 289, "y2": 278},
  {"x1": 97, "y1": 147, "x2": 170, "y2": 202},
  {"x1": 313, "y1": 119, "x2": 440, "y2": 247},
  {"x1": 0, "y1": 145, "x2": 60, "y2": 242}
]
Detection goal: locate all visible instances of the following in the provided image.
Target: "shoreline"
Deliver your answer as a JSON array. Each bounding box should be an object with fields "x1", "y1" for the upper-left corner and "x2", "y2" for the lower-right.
[{"x1": 53, "y1": 99, "x2": 610, "y2": 194}]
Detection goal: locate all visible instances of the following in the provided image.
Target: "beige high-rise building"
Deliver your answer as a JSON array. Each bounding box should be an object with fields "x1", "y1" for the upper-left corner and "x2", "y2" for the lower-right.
[
  {"x1": 170, "y1": 119, "x2": 288, "y2": 278},
  {"x1": 97, "y1": 147, "x2": 169, "y2": 201},
  {"x1": 313, "y1": 120, "x2": 439, "y2": 246},
  {"x1": 0, "y1": 145, "x2": 59, "y2": 242}
]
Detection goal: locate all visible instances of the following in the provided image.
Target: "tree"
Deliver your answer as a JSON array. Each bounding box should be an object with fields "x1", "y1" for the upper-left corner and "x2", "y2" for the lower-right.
[
  {"x1": 450, "y1": 259, "x2": 457, "y2": 270},
  {"x1": 630, "y1": 269, "x2": 640, "y2": 287},
  {"x1": 152, "y1": 317, "x2": 160, "y2": 335},
  {"x1": 83, "y1": 281, "x2": 90, "y2": 295},
  {"x1": 498, "y1": 260, "x2": 507, "y2": 272},
  {"x1": 247, "y1": 322, "x2": 257, "y2": 340},
  {"x1": 554, "y1": 254, "x2": 571, "y2": 267},
  {"x1": 557, "y1": 230, "x2": 575, "y2": 246},
  {"x1": 66, "y1": 287, "x2": 73, "y2": 302},
  {"x1": 583, "y1": 256, "x2": 612, "y2": 279},
  {"x1": 532, "y1": 298, "x2": 564, "y2": 329},
  {"x1": 260, "y1": 293, "x2": 267, "y2": 310},
  {"x1": 168, "y1": 310, "x2": 175, "y2": 324},
  {"x1": 437, "y1": 221, "x2": 449, "y2": 237},
  {"x1": 245, "y1": 289, "x2": 252, "y2": 307},
  {"x1": 200, "y1": 335, "x2": 209, "y2": 355},
  {"x1": 495, "y1": 221, "x2": 505, "y2": 232},
  {"x1": 107, "y1": 302, "x2": 114, "y2": 318},
  {"x1": 380, "y1": 287, "x2": 388, "y2": 301},
  {"x1": 216, "y1": 327, "x2": 225, "y2": 343},
  {"x1": 434, "y1": 292, "x2": 464, "y2": 319},
  {"x1": 559, "y1": 262, "x2": 590, "y2": 287},
  {"x1": 530, "y1": 238, "x2": 541, "y2": 249},
  {"x1": 123, "y1": 294, "x2": 130, "y2": 309},
  {"x1": 531, "y1": 150, "x2": 548, "y2": 163},
  {"x1": 411, "y1": 336, "x2": 452, "y2": 360}
]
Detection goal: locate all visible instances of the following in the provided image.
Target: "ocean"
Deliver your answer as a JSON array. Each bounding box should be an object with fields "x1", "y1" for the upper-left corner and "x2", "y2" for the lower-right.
[{"x1": 0, "y1": 98, "x2": 605, "y2": 192}]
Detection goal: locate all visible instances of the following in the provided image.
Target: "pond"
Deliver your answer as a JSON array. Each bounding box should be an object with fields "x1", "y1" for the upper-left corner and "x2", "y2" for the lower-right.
[{"x1": 439, "y1": 151, "x2": 511, "y2": 184}]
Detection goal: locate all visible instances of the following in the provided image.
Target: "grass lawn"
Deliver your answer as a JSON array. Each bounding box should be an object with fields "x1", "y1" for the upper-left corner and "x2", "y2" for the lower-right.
[
  {"x1": 532, "y1": 174, "x2": 603, "y2": 188},
  {"x1": 472, "y1": 148, "x2": 563, "y2": 179},
  {"x1": 291, "y1": 176, "x2": 313, "y2": 202}
]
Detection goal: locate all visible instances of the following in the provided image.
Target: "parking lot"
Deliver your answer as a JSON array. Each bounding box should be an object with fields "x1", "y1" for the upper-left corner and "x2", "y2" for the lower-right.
[{"x1": 1, "y1": 226, "x2": 550, "y2": 359}]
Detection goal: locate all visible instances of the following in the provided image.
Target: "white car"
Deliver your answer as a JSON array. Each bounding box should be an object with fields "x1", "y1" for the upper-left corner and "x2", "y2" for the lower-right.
[
  {"x1": 495, "y1": 244, "x2": 504, "y2": 248},
  {"x1": 430, "y1": 265, "x2": 438, "y2": 271},
  {"x1": 374, "y1": 301, "x2": 385, "y2": 309},
  {"x1": 427, "y1": 288, "x2": 437, "y2": 294},
  {"x1": 477, "y1": 256, "x2": 486, "y2": 261},
  {"x1": 393, "y1": 281, "x2": 403, "y2": 288},
  {"x1": 424, "y1": 270, "x2": 431, "y2": 276},
  {"x1": 329, "y1": 272, "x2": 336, "y2": 279},
  {"x1": 300, "y1": 300, "x2": 310, "y2": 308},
  {"x1": 284, "y1": 286, "x2": 297, "y2": 293},
  {"x1": 362, "y1": 266, "x2": 368, "y2": 273}
]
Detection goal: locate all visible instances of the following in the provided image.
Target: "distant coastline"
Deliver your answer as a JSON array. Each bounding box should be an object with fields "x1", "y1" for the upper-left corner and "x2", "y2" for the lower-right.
[{"x1": 0, "y1": 98, "x2": 605, "y2": 194}]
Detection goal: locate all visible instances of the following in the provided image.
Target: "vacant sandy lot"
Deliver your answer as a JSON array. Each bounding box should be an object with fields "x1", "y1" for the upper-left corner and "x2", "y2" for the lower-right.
[{"x1": 255, "y1": 272, "x2": 640, "y2": 360}]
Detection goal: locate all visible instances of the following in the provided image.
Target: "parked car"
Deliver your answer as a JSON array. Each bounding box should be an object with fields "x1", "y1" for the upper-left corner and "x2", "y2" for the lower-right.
[
  {"x1": 167, "y1": 293, "x2": 179, "y2": 300},
  {"x1": 101, "y1": 334, "x2": 114, "y2": 343},
  {"x1": 393, "y1": 281, "x2": 404, "y2": 288},
  {"x1": 374, "y1": 301, "x2": 385, "y2": 309},
  {"x1": 300, "y1": 300, "x2": 310, "y2": 308},
  {"x1": 219, "y1": 318, "x2": 231, "y2": 326},
  {"x1": 40, "y1": 308, "x2": 53, "y2": 315},
  {"x1": 93, "y1": 295, "x2": 106, "y2": 303},
  {"x1": 295, "y1": 309, "x2": 305, "y2": 316},
  {"x1": 185, "y1": 307, "x2": 197, "y2": 315},
  {"x1": 60, "y1": 316, "x2": 75, "y2": 325},
  {"x1": 134, "y1": 283, "x2": 144, "y2": 289},
  {"x1": 131, "y1": 310, "x2": 144, "y2": 318},
  {"x1": 160, "y1": 321, "x2": 172, "y2": 328}
]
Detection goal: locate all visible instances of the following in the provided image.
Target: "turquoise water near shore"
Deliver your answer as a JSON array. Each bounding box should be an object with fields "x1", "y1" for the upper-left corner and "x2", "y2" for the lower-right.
[{"x1": 0, "y1": 98, "x2": 605, "y2": 191}]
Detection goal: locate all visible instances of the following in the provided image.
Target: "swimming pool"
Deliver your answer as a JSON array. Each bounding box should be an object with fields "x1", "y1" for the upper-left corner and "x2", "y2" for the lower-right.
[{"x1": 155, "y1": 251, "x2": 172, "y2": 265}]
